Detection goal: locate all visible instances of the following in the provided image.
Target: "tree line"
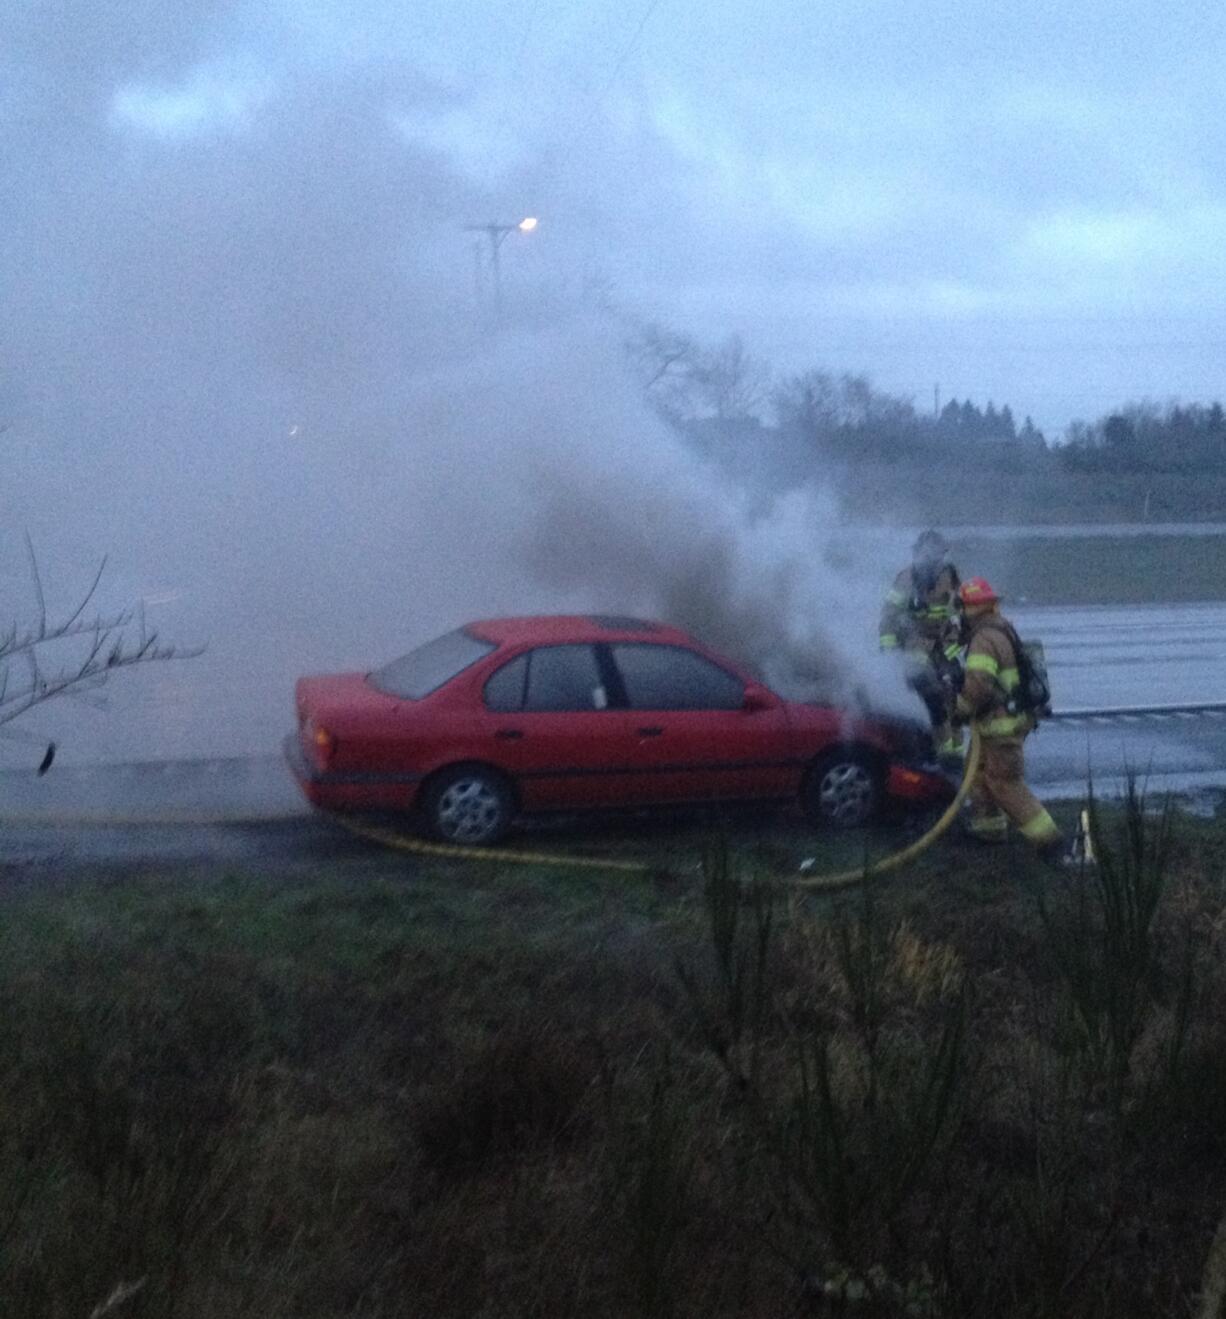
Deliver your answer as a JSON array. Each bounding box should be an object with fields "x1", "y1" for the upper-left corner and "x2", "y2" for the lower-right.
[
  {"x1": 1060, "y1": 402, "x2": 1226, "y2": 473},
  {"x1": 624, "y1": 320, "x2": 1222, "y2": 478}
]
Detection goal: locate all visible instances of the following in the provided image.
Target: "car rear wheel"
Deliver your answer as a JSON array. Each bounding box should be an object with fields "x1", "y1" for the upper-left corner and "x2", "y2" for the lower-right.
[
  {"x1": 422, "y1": 765, "x2": 515, "y2": 845},
  {"x1": 804, "y1": 749, "x2": 882, "y2": 829}
]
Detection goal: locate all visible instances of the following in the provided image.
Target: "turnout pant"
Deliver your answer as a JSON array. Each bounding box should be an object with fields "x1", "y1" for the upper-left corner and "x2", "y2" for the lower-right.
[
  {"x1": 904, "y1": 648, "x2": 961, "y2": 758},
  {"x1": 968, "y1": 733, "x2": 1060, "y2": 848}
]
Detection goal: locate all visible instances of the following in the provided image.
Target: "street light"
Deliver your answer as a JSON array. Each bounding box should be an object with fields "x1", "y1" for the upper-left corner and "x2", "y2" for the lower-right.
[{"x1": 464, "y1": 216, "x2": 539, "y2": 318}]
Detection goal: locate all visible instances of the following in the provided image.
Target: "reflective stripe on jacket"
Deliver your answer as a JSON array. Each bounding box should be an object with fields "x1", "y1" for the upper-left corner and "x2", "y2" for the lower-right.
[
  {"x1": 879, "y1": 564, "x2": 960, "y2": 651},
  {"x1": 956, "y1": 612, "x2": 1031, "y2": 738}
]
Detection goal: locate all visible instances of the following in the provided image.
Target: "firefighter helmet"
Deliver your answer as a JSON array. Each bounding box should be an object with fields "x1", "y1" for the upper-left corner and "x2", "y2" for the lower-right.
[
  {"x1": 959, "y1": 577, "x2": 1000, "y2": 608},
  {"x1": 912, "y1": 528, "x2": 949, "y2": 558}
]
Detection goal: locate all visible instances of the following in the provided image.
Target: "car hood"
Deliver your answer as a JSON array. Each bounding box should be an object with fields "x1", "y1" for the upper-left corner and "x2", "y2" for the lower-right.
[{"x1": 783, "y1": 699, "x2": 932, "y2": 760}]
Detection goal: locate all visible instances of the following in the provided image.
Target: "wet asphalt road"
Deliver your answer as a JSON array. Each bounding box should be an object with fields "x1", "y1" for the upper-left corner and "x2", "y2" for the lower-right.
[
  {"x1": 4, "y1": 603, "x2": 1226, "y2": 866},
  {"x1": 1014, "y1": 602, "x2": 1226, "y2": 799}
]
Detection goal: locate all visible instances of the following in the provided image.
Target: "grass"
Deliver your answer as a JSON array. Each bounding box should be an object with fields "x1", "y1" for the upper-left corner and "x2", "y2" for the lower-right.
[
  {"x1": 836, "y1": 462, "x2": 1226, "y2": 530},
  {"x1": 948, "y1": 533, "x2": 1226, "y2": 606},
  {"x1": 2, "y1": 803, "x2": 1226, "y2": 1317}
]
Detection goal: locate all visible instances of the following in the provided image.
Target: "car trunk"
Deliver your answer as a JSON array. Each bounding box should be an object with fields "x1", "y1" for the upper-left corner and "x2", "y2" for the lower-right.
[{"x1": 295, "y1": 672, "x2": 402, "y2": 773}]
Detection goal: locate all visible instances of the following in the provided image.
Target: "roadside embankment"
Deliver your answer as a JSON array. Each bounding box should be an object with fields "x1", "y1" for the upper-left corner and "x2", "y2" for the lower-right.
[{"x1": 2, "y1": 800, "x2": 1224, "y2": 1317}]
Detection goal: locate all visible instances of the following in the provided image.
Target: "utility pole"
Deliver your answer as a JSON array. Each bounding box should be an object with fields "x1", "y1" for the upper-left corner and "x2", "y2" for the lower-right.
[
  {"x1": 463, "y1": 217, "x2": 538, "y2": 322},
  {"x1": 934, "y1": 383, "x2": 940, "y2": 419}
]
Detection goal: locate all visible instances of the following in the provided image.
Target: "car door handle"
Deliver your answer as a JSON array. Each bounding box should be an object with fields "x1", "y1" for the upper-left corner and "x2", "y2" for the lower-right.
[
  {"x1": 495, "y1": 728, "x2": 524, "y2": 740},
  {"x1": 637, "y1": 726, "x2": 664, "y2": 737}
]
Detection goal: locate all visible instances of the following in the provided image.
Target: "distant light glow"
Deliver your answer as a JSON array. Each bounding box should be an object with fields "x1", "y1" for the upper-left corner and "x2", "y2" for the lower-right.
[{"x1": 518, "y1": 217, "x2": 538, "y2": 233}]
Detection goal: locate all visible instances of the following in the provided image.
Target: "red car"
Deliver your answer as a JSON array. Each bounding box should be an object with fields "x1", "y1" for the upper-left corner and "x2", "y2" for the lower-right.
[{"x1": 285, "y1": 615, "x2": 949, "y2": 844}]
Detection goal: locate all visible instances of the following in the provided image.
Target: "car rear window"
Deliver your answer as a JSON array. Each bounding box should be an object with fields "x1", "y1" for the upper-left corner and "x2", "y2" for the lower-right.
[
  {"x1": 483, "y1": 653, "x2": 529, "y2": 712},
  {"x1": 368, "y1": 628, "x2": 496, "y2": 699}
]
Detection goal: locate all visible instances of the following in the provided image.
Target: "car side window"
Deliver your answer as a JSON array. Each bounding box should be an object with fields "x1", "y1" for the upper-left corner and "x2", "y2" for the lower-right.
[
  {"x1": 611, "y1": 644, "x2": 745, "y2": 711},
  {"x1": 483, "y1": 654, "x2": 529, "y2": 712},
  {"x1": 523, "y1": 645, "x2": 608, "y2": 712}
]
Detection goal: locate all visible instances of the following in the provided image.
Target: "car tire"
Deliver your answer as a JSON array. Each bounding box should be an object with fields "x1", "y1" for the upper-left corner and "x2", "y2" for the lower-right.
[
  {"x1": 421, "y1": 765, "x2": 516, "y2": 845},
  {"x1": 804, "y1": 748, "x2": 883, "y2": 829}
]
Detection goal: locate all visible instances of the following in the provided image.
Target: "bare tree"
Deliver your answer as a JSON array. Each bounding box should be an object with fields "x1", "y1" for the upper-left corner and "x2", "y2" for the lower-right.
[
  {"x1": 1, "y1": 537, "x2": 203, "y2": 766},
  {"x1": 689, "y1": 334, "x2": 771, "y2": 420},
  {"x1": 624, "y1": 320, "x2": 702, "y2": 421},
  {"x1": 772, "y1": 369, "x2": 915, "y2": 439},
  {"x1": 626, "y1": 323, "x2": 771, "y2": 423},
  {"x1": 771, "y1": 368, "x2": 845, "y2": 437}
]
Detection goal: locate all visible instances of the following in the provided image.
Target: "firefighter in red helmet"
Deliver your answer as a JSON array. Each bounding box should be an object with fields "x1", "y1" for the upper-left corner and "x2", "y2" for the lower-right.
[
  {"x1": 954, "y1": 576, "x2": 1065, "y2": 860},
  {"x1": 879, "y1": 529, "x2": 964, "y2": 765}
]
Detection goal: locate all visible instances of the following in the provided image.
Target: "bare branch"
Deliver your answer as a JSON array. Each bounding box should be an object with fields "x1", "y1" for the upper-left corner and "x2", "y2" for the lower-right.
[
  {"x1": 0, "y1": 550, "x2": 204, "y2": 735},
  {"x1": 22, "y1": 644, "x2": 40, "y2": 694},
  {"x1": 0, "y1": 608, "x2": 143, "y2": 661},
  {"x1": 0, "y1": 638, "x2": 203, "y2": 728},
  {"x1": 59, "y1": 554, "x2": 109, "y2": 633},
  {"x1": 24, "y1": 531, "x2": 47, "y2": 638}
]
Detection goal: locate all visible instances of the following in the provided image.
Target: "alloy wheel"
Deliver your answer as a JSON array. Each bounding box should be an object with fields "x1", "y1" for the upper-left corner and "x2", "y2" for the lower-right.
[
  {"x1": 435, "y1": 775, "x2": 507, "y2": 844},
  {"x1": 817, "y1": 760, "x2": 876, "y2": 827}
]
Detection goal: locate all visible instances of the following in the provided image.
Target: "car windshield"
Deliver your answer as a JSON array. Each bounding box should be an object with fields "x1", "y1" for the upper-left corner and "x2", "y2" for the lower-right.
[{"x1": 368, "y1": 628, "x2": 496, "y2": 700}]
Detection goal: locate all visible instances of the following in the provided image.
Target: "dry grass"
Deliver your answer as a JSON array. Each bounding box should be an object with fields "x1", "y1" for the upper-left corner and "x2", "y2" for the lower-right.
[{"x1": 1, "y1": 807, "x2": 1225, "y2": 1317}]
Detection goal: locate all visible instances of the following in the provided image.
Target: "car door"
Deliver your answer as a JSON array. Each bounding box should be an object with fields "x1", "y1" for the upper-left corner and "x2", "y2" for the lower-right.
[
  {"x1": 606, "y1": 643, "x2": 794, "y2": 803},
  {"x1": 476, "y1": 644, "x2": 643, "y2": 809}
]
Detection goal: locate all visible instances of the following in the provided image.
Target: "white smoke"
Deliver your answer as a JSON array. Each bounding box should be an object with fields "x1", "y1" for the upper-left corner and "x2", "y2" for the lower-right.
[{"x1": 0, "y1": 14, "x2": 922, "y2": 765}]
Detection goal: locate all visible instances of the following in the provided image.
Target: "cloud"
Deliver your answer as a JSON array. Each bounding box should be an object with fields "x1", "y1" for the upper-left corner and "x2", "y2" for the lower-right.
[
  {"x1": 110, "y1": 62, "x2": 273, "y2": 138},
  {"x1": 1023, "y1": 209, "x2": 1160, "y2": 267}
]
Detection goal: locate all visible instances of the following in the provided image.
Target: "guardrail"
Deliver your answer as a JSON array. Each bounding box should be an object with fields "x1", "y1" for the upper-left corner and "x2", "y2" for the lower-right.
[{"x1": 1049, "y1": 701, "x2": 1226, "y2": 720}]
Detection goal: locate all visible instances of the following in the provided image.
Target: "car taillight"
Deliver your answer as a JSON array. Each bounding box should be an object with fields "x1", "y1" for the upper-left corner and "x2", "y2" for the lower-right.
[{"x1": 305, "y1": 721, "x2": 336, "y2": 771}]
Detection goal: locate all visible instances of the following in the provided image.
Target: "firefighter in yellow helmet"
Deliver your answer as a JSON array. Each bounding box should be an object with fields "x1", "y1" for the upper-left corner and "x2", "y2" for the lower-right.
[
  {"x1": 953, "y1": 576, "x2": 1064, "y2": 860},
  {"x1": 879, "y1": 529, "x2": 964, "y2": 765}
]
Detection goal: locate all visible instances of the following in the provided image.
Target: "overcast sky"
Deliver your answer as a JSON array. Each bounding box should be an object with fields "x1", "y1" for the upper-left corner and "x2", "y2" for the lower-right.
[
  {"x1": 8, "y1": 0, "x2": 1226, "y2": 433},
  {"x1": 3, "y1": 0, "x2": 1225, "y2": 761}
]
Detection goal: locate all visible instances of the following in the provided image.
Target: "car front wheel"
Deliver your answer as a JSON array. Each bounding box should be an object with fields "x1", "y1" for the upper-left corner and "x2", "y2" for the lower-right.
[
  {"x1": 804, "y1": 749, "x2": 882, "y2": 829},
  {"x1": 422, "y1": 766, "x2": 515, "y2": 845}
]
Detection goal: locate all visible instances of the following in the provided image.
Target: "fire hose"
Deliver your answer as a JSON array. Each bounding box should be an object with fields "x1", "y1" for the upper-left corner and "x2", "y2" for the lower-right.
[
  {"x1": 0, "y1": 731, "x2": 984, "y2": 887},
  {"x1": 327, "y1": 726, "x2": 984, "y2": 889},
  {"x1": 789, "y1": 725, "x2": 982, "y2": 891}
]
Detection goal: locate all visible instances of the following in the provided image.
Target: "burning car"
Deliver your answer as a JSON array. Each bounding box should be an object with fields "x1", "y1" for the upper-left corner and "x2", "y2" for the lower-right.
[{"x1": 285, "y1": 615, "x2": 950, "y2": 844}]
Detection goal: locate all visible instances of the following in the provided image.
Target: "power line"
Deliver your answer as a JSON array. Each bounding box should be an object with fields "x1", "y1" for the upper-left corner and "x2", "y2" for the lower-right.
[
  {"x1": 593, "y1": 0, "x2": 667, "y2": 106},
  {"x1": 550, "y1": 0, "x2": 670, "y2": 153}
]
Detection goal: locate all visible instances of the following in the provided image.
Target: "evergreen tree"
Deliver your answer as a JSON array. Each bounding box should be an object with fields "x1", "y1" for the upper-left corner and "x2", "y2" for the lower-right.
[{"x1": 1019, "y1": 415, "x2": 1045, "y2": 447}]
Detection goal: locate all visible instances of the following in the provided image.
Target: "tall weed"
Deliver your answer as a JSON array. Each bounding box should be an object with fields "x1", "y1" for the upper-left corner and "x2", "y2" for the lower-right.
[
  {"x1": 782, "y1": 985, "x2": 968, "y2": 1263},
  {"x1": 675, "y1": 836, "x2": 776, "y2": 1092},
  {"x1": 0, "y1": 948, "x2": 254, "y2": 1318},
  {"x1": 680, "y1": 847, "x2": 970, "y2": 1276},
  {"x1": 1036, "y1": 777, "x2": 1174, "y2": 1108},
  {"x1": 601, "y1": 1051, "x2": 697, "y2": 1319}
]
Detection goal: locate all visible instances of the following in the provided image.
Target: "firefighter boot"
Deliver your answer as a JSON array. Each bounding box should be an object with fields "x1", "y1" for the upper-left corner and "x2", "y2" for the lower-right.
[
  {"x1": 1036, "y1": 835, "x2": 1079, "y2": 869},
  {"x1": 965, "y1": 808, "x2": 1008, "y2": 845},
  {"x1": 1037, "y1": 812, "x2": 1096, "y2": 870},
  {"x1": 935, "y1": 724, "x2": 965, "y2": 771}
]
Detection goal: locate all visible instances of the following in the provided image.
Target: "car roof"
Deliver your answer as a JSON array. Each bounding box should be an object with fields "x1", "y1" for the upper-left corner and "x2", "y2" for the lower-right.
[{"x1": 465, "y1": 615, "x2": 697, "y2": 648}]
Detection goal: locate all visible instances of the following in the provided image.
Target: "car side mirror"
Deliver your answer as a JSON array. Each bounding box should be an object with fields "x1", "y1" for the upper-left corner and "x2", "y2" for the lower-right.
[{"x1": 742, "y1": 683, "x2": 774, "y2": 713}]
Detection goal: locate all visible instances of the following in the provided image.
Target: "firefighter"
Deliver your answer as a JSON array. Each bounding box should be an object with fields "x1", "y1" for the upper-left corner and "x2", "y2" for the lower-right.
[
  {"x1": 953, "y1": 577, "x2": 1065, "y2": 861},
  {"x1": 879, "y1": 529, "x2": 964, "y2": 765}
]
